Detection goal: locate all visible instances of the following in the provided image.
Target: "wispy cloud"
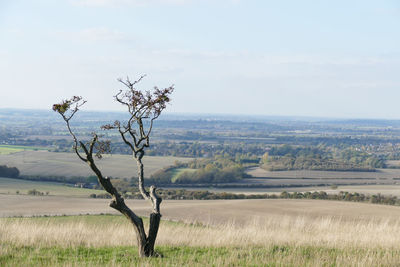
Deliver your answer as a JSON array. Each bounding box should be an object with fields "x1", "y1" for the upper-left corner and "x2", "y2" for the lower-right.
[
  {"x1": 56, "y1": 27, "x2": 130, "y2": 43},
  {"x1": 69, "y1": 0, "x2": 192, "y2": 7},
  {"x1": 151, "y1": 48, "x2": 395, "y2": 67},
  {"x1": 69, "y1": 0, "x2": 239, "y2": 7}
]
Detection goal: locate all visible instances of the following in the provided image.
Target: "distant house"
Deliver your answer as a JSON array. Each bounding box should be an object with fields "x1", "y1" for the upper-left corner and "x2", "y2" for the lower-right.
[
  {"x1": 74, "y1": 182, "x2": 97, "y2": 189},
  {"x1": 74, "y1": 183, "x2": 86, "y2": 188}
]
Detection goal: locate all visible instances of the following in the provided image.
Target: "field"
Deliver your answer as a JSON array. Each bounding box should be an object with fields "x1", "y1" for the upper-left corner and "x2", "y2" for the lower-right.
[
  {"x1": 3, "y1": 194, "x2": 400, "y2": 223},
  {"x1": 238, "y1": 167, "x2": 400, "y2": 195},
  {"x1": 195, "y1": 184, "x2": 400, "y2": 197},
  {"x1": 167, "y1": 166, "x2": 400, "y2": 196},
  {"x1": 2, "y1": 198, "x2": 400, "y2": 265},
  {"x1": 247, "y1": 167, "x2": 400, "y2": 180},
  {"x1": 0, "y1": 177, "x2": 104, "y2": 197},
  {"x1": 3, "y1": 150, "x2": 400, "y2": 265},
  {"x1": 0, "y1": 151, "x2": 192, "y2": 178},
  {"x1": 0, "y1": 145, "x2": 45, "y2": 155}
]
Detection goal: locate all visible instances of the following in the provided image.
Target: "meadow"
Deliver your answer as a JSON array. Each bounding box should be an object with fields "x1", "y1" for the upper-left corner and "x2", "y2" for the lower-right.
[
  {"x1": 2, "y1": 205, "x2": 400, "y2": 266},
  {"x1": 3, "y1": 177, "x2": 400, "y2": 265},
  {"x1": 3, "y1": 143, "x2": 400, "y2": 265}
]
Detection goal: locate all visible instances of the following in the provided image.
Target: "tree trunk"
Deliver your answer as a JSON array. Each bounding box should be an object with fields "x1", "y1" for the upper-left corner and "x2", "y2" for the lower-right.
[
  {"x1": 87, "y1": 158, "x2": 162, "y2": 258},
  {"x1": 111, "y1": 197, "x2": 161, "y2": 257},
  {"x1": 137, "y1": 213, "x2": 162, "y2": 257}
]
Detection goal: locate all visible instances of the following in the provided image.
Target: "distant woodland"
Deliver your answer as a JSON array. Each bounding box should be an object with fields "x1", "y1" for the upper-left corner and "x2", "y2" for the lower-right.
[
  {"x1": 0, "y1": 165, "x2": 19, "y2": 178},
  {"x1": 261, "y1": 145, "x2": 385, "y2": 171}
]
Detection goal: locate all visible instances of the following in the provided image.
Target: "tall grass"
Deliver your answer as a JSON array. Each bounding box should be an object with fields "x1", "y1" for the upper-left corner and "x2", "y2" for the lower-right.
[
  {"x1": 2, "y1": 215, "x2": 400, "y2": 265},
  {"x1": 2, "y1": 215, "x2": 400, "y2": 249}
]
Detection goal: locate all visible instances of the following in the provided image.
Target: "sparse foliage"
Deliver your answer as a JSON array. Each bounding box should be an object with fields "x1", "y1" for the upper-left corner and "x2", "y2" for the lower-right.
[{"x1": 53, "y1": 75, "x2": 173, "y2": 257}]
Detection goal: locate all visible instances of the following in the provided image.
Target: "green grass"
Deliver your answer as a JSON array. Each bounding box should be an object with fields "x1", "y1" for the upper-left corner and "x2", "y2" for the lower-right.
[
  {"x1": 2, "y1": 243, "x2": 400, "y2": 266},
  {"x1": 3, "y1": 215, "x2": 400, "y2": 266},
  {"x1": 0, "y1": 145, "x2": 45, "y2": 155},
  {"x1": 0, "y1": 177, "x2": 104, "y2": 197},
  {"x1": 170, "y1": 168, "x2": 196, "y2": 183}
]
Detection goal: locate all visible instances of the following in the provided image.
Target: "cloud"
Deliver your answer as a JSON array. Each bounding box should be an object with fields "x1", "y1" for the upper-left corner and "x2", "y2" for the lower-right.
[
  {"x1": 69, "y1": 0, "x2": 192, "y2": 7},
  {"x1": 56, "y1": 27, "x2": 130, "y2": 43},
  {"x1": 150, "y1": 48, "x2": 395, "y2": 68},
  {"x1": 69, "y1": 0, "x2": 239, "y2": 7}
]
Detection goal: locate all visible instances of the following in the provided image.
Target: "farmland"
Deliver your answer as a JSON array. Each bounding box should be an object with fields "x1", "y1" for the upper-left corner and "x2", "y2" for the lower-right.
[
  {"x1": 4, "y1": 110, "x2": 400, "y2": 265},
  {"x1": 0, "y1": 144, "x2": 44, "y2": 155},
  {"x1": 3, "y1": 194, "x2": 400, "y2": 223},
  {"x1": 242, "y1": 166, "x2": 400, "y2": 188},
  {"x1": 0, "y1": 177, "x2": 104, "y2": 197},
  {"x1": 170, "y1": 166, "x2": 400, "y2": 196},
  {"x1": 0, "y1": 151, "x2": 192, "y2": 178}
]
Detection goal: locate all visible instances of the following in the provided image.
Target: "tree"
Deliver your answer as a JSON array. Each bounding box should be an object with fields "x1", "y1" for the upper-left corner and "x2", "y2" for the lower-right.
[{"x1": 53, "y1": 75, "x2": 174, "y2": 257}]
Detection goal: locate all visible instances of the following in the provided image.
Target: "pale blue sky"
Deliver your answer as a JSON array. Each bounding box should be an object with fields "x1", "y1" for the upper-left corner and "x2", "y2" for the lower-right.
[{"x1": 1, "y1": 0, "x2": 399, "y2": 118}]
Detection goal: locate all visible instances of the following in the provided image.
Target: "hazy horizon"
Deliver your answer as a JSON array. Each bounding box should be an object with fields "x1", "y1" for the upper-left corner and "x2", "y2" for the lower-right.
[
  {"x1": 3, "y1": 106, "x2": 400, "y2": 122},
  {"x1": 1, "y1": 1, "x2": 399, "y2": 119}
]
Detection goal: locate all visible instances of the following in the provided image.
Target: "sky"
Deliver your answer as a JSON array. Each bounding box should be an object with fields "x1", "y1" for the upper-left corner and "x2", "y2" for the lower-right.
[{"x1": 0, "y1": 0, "x2": 400, "y2": 119}]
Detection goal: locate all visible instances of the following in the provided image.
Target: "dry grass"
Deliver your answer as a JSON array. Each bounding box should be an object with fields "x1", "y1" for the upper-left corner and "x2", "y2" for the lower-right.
[
  {"x1": 3, "y1": 196, "x2": 400, "y2": 265},
  {"x1": 2, "y1": 215, "x2": 400, "y2": 266},
  {"x1": 1, "y1": 214, "x2": 400, "y2": 249},
  {"x1": 0, "y1": 201, "x2": 400, "y2": 266}
]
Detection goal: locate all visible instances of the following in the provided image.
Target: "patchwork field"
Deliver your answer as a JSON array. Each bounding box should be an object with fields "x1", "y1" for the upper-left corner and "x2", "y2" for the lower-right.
[
  {"x1": 0, "y1": 151, "x2": 192, "y2": 178},
  {"x1": 247, "y1": 167, "x2": 400, "y2": 180},
  {"x1": 244, "y1": 167, "x2": 400, "y2": 192},
  {"x1": 3, "y1": 153, "x2": 400, "y2": 265}
]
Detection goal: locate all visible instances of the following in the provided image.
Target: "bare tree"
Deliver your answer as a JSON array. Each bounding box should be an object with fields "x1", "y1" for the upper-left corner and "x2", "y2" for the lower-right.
[{"x1": 52, "y1": 76, "x2": 174, "y2": 257}]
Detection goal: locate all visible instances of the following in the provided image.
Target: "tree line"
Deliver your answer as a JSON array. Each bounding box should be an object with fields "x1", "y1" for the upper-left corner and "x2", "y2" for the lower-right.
[
  {"x1": 149, "y1": 157, "x2": 250, "y2": 185},
  {"x1": 0, "y1": 165, "x2": 20, "y2": 178},
  {"x1": 262, "y1": 144, "x2": 385, "y2": 171},
  {"x1": 88, "y1": 186, "x2": 400, "y2": 207}
]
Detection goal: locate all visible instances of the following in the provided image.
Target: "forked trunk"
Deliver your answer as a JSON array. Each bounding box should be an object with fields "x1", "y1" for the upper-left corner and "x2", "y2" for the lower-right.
[
  {"x1": 137, "y1": 213, "x2": 161, "y2": 257},
  {"x1": 133, "y1": 155, "x2": 162, "y2": 257},
  {"x1": 111, "y1": 198, "x2": 162, "y2": 257},
  {"x1": 87, "y1": 158, "x2": 162, "y2": 258}
]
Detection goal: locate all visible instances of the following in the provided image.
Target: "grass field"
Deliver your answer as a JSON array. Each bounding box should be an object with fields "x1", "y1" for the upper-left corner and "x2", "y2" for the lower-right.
[
  {"x1": 0, "y1": 177, "x2": 104, "y2": 197},
  {"x1": 2, "y1": 209, "x2": 400, "y2": 266},
  {"x1": 0, "y1": 144, "x2": 45, "y2": 155},
  {"x1": 3, "y1": 195, "x2": 400, "y2": 265},
  {"x1": 0, "y1": 151, "x2": 192, "y2": 178}
]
